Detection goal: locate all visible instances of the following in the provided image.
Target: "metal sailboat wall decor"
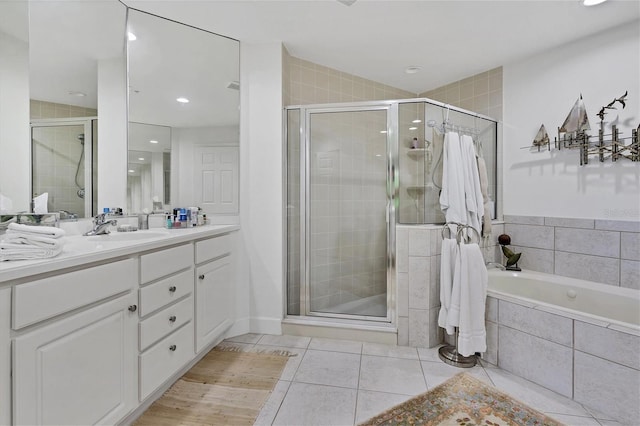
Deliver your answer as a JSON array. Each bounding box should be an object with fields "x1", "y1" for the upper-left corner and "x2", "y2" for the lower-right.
[
  {"x1": 559, "y1": 94, "x2": 591, "y2": 134},
  {"x1": 532, "y1": 124, "x2": 550, "y2": 151}
]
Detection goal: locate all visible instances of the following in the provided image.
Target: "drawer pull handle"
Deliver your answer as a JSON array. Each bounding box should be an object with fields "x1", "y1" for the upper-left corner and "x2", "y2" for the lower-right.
[
  {"x1": 169, "y1": 286, "x2": 177, "y2": 293},
  {"x1": 169, "y1": 345, "x2": 177, "y2": 351},
  {"x1": 169, "y1": 315, "x2": 177, "y2": 323},
  {"x1": 128, "y1": 305, "x2": 137, "y2": 312},
  {"x1": 199, "y1": 274, "x2": 205, "y2": 280}
]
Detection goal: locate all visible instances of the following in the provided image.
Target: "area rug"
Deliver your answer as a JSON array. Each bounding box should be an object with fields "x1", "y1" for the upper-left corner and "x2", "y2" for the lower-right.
[
  {"x1": 134, "y1": 346, "x2": 293, "y2": 426},
  {"x1": 359, "y1": 372, "x2": 564, "y2": 426}
]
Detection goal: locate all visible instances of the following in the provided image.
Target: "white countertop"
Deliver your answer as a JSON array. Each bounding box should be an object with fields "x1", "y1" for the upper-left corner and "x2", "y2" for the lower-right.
[{"x1": 0, "y1": 225, "x2": 239, "y2": 284}]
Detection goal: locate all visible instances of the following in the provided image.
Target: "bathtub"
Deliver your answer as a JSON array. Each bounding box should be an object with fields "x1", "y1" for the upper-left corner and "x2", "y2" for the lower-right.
[
  {"x1": 484, "y1": 269, "x2": 640, "y2": 425},
  {"x1": 487, "y1": 269, "x2": 640, "y2": 329}
]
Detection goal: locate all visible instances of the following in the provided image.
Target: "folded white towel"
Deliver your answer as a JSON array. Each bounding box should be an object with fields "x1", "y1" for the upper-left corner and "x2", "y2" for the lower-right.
[
  {"x1": 3, "y1": 233, "x2": 65, "y2": 250},
  {"x1": 0, "y1": 242, "x2": 63, "y2": 261},
  {"x1": 7, "y1": 223, "x2": 65, "y2": 239}
]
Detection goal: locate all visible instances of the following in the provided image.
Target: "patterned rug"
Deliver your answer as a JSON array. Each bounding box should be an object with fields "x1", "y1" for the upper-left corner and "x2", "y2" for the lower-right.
[
  {"x1": 359, "y1": 372, "x2": 564, "y2": 426},
  {"x1": 134, "y1": 346, "x2": 293, "y2": 426}
]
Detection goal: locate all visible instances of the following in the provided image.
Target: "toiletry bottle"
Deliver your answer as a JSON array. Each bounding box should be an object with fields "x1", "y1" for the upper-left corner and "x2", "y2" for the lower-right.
[
  {"x1": 190, "y1": 207, "x2": 198, "y2": 227},
  {"x1": 166, "y1": 214, "x2": 173, "y2": 229}
]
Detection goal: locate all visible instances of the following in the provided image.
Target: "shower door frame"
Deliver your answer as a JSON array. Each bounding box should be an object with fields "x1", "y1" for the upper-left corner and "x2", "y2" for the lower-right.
[
  {"x1": 30, "y1": 117, "x2": 96, "y2": 218},
  {"x1": 294, "y1": 102, "x2": 398, "y2": 323}
]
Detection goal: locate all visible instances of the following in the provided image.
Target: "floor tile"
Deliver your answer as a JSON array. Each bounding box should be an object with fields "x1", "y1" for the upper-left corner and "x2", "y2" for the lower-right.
[
  {"x1": 420, "y1": 360, "x2": 489, "y2": 389},
  {"x1": 359, "y1": 355, "x2": 427, "y2": 395},
  {"x1": 355, "y1": 389, "x2": 412, "y2": 424},
  {"x1": 362, "y1": 342, "x2": 419, "y2": 359},
  {"x1": 483, "y1": 364, "x2": 592, "y2": 418},
  {"x1": 258, "y1": 334, "x2": 311, "y2": 349},
  {"x1": 252, "y1": 345, "x2": 306, "y2": 381},
  {"x1": 253, "y1": 380, "x2": 291, "y2": 426},
  {"x1": 225, "y1": 332, "x2": 263, "y2": 344},
  {"x1": 272, "y1": 382, "x2": 356, "y2": 426},
  {"x1": 308, "y1": 337, "x2": 362, "y2": 354},
  {"x1": 416, "y1": 345, "x2": 443, "y2": 362},
  {"x1": 214, "y1": 341, "x2": 254, "y2": 352},
  {"x1": 549, "y1": 413, "x2": 601, "y2": 426},
  {"x1": 293, "y1": 349, "x2": 361, "y2": 388}
]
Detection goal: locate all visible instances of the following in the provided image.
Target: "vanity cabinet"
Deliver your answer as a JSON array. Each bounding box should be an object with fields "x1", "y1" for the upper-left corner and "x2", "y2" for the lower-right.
[
  {"x1": 195, "y1": 234, "x2": 234, "y2": 353},
  {"x1": 1, "y1": 288, "x2": 10, "y2": 426},
  {"x1": 11, "y1": 259, "x2": 139, "y2": 426},
  {"x1": 138, "y1": 243, "x2": 196, "y2": 401}
]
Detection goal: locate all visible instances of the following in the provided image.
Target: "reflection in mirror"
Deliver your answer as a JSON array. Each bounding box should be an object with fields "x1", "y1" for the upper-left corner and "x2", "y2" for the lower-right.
[
  {"x1": 127, "y1": 122, "x2": 171, "y2": 213},
  {"x1": 0, "y1": 1, "x2": 30, "y2": 212},
  {"x1": 28, "y1": 1, "x2": 126, "y2": 218},
  {"x1": 127, "y1": 9, "x2": 240, "y2": 217}
]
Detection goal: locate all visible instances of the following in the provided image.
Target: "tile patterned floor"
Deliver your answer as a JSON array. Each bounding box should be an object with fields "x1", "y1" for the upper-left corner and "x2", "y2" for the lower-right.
[{"x1": 220, "y1": 334, "x2": 622, "y2": 426}]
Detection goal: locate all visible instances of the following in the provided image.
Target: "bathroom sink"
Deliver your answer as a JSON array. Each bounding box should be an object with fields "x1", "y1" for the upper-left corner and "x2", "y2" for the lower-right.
[{"x1": 86, "y1": 231, "x2": 168, "y2": 242}]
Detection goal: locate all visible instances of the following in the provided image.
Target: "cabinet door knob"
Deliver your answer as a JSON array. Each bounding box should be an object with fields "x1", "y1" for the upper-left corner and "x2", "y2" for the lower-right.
[
  {"x1": 198, "y1": 274, "x2": 205, "y2": 280},
  {"x1": 128, "y1": 304, "x2": 137, "y2": 312},
  {"x1": 169, "y1": 315, "x2": 177, "y2": 323},
  {"x1": 169, "y1": 345, "x2": 177, "y2": 351},
  {"x1": 169, "y1": 286, "x2": 177, "y2": 293}
]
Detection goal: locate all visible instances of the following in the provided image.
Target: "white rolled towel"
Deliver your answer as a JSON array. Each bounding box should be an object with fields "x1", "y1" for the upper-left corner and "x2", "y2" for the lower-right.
[
  {"x1": 2, "y1": 233, "x2": 65, "y2": 249},
  {"x1": 0, "y1": 242, "x2": 63, "y2": 261}
]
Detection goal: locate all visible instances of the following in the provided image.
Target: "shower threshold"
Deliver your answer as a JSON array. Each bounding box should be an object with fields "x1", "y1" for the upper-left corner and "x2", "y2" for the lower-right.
[{"x1": 281, "y1": 315, "x2": 397, "y2": 345}]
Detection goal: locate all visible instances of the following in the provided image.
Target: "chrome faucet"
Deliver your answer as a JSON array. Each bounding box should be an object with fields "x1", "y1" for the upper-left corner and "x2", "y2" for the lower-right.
[
  {"x1": 485, "y1": 262, "x2": 506, "y2": 271},
  {"x1": 83, "y1": 213, "x2": 117, "y2": 236}
]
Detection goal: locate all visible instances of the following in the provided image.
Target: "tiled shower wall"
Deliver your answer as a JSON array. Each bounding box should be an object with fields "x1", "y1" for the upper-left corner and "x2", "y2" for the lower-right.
[
  {"x1": 420, "y1": 67, "x2": 503, "y2": 121},
  {"x1": 503, "y1": 215, "x2": 639, "y2": 289}
]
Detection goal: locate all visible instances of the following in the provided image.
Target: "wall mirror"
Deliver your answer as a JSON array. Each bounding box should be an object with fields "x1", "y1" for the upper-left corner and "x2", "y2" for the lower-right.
[
  {"x1": 126, "y1": 9, "x2": 240, "y2": 216},
  {"x1": 28, "y1": 1, "x2": 127, "y2": 218}
]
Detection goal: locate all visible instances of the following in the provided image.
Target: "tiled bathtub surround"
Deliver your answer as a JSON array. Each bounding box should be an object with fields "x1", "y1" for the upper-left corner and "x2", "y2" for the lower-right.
[
  {"x1": 503, "y1": 215, "x2": 640, "y2": 289},
  {"x1": 485, "y1": 296, "x2": 640, "y2": 425},
  {"x1": 396, "y1": 223, "x2": 503, "y2": 348}
]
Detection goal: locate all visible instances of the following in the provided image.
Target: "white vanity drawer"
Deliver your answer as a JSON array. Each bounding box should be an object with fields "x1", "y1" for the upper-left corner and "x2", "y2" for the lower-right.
[
  {"x1": 140, "y1": 244, "x2": 192, "y2": 284},
  {"x1": 12, "y1": 258, "x2": 137, "y2": 329},
  {"x1": 139, "y1": 295, "x2": 193, "y2": 352},
  {"x1": 195, "y1": 233, "x2": 232, "y2": 264},
  {"x1": 139, "y1": 269, "x2": 193, "y2": 317},
  {"x1": 139, "y1": 321, "x2": 194, "y2": 401}
]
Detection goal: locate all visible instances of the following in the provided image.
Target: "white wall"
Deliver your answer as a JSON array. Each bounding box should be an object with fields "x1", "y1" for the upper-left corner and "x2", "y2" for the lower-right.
[
  {"x1": 97, "y1": 57, "x2": 128, "y2": 212},
  {"x1": 0, "y1": 33, "x2": 30, "y2": 212},
  {"x1": 238, "y1": 42, "x2": 284, "y2": 335},
  {"x1": 503, "y1": 20, "x2": 639, "y2": 221}
]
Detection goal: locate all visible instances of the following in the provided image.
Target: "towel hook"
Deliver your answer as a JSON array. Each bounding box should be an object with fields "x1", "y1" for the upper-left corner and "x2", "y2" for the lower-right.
[{"x1": 456, "y1": 225, "x2": 481, "y2": 245}]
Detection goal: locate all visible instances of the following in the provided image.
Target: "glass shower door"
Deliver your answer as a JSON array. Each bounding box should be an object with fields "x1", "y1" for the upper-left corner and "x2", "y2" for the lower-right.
[{"x1": 306, "y1": 108, "x2": 390, "y2": 319}]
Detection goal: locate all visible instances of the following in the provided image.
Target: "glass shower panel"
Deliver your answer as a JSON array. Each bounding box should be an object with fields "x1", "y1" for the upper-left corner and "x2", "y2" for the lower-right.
[
  {"x1": 31, "y1": 123, "x2": 90, "y2": 218},
  {"x1": 308, "y1": 109, "x2": 388, "y2": 318},
  {"x1": 286, "y1": 109, "x2": 301, "y2": 316}
]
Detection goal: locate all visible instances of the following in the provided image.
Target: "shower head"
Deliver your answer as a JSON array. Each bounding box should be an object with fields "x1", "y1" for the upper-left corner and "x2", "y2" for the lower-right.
[{"x1": 77, "y1": 133, "x2": 85, "y2": 145}]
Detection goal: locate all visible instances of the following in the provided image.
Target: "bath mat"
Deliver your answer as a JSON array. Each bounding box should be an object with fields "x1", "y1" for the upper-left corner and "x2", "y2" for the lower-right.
[
  {"x1": 134, "y1": 346, "x2": 292, "y2": 426},
  {"x1": 359, "y1": 372, "x2": 564, "y2": 426}
]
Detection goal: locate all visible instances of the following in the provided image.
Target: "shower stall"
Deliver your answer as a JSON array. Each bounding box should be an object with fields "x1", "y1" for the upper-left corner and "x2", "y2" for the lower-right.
[
  {"x1": 31, "y1": 118, "x2": 98, "y2": 218},
  {"x1": 285, "y1": 99, "x2": 497, "y2": 324}
]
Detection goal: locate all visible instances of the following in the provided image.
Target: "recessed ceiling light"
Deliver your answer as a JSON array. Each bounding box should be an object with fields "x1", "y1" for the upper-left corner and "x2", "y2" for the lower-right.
[
  {"x1": 380, "y1": 130, "x2": 387, "y2": 134},
  {"x1": 583, "y1": 0, "x2": 607, "y2": 5},
  {"x1": 128, "y1": 169, "x2": 135, "y2": 173},
  {"x1": 149, "y1": 140, "x2": 158, "y2": 144},
  {"x1": 138, "y1": 157, "x2": 145, "y2": 161},
  {"x1": 127, "y1": 32, "x2": 137, "y2": 41},
  {"x1": 405, "y1": 66, "x2": 421, "y2": 74},
  {"x1": 409, "y1": 127, "x2": 418, "y2": 130},
  {"x1": 68, "y1": 91, "x2": 86, "y2": 97},
  {"x1": 337, "y1": 0, "x2": 357, "y2": 5},
  {"x1": 412, "y1": 119, "x2": 422, "y2": 123},
  {"x1": 176, "y1": 97, "x2": 189, "y2": 103}
]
